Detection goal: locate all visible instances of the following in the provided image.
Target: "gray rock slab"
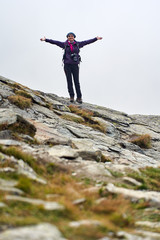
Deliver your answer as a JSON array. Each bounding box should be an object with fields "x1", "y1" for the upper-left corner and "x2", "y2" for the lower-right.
[
  {"x1": 0, "y1": 94, "x2": 3, "y2": 102},
  {"x1": 29, "y1": 92, "x2": 47, "y2": 106},
  {"x1": 0, "y1": 167, "x2": 16, "y2": 173},
  {"x1": 135, "y1": 230, "x2": 160, "y2": 240},
  {"x1": 119, "y1": 141, "x2": 144, "y2": 154},
  {"x1": 69, "y1": 219, "x2": 101, "y2": 227},
  {"x1": 5, "y1": 195, "x2": 65, "y2": 210},
  {"x1": 83, "y1": 102, "x2": 132, "y2": 126},
  {"x1": 143, "y1": 148, "x2": 160, "y2": 161},
  {"x1": 92, "y1": 117, "x2": 120, "y2": 138},
  {"x1": 0, "y1": 109, "x2": 36, "y2": 136},
  {"x1": 66, "y1": 125, "x2": 90, "y2": 138},
  {"x1": 128, "y1": 124, "x2": 160, "y2": 140},
  {"x1": 15, "y1": 159, "x2": 47, "y2": 184},
  {"x1": 44, "y1": 95, "x2": 68, "y2": 107},
  {"x1": 105, "y1": 163, "x2": 141, "y2": 174},
  {"x1": 0, "y1": 202, "x2": 7, "y2": 208},
  {"x1": 136, "y1": 221, "x2": 160, "y2": 228},
  {"x1": 43, "y1": 137, "x2": 69, "y2": 146},
  {"x1": 0, "y1": 80, "x2": 14, "y2": 98},
  {"x1": 31, "y1": 120, "x2": 69, "y2": 142},
  {"x1": 71, "y1": 138, "x2": 98, "y2": 151},
  {"x1": 72, "y1": 198, "x2": 86, "y2": 205},
  {"x1": 0, "y1": 186, "x2": 24, "y2": 195},
  {"x1": 48, "y1": 145, "x2": 79, "y2": 159},
  {"x1": 131, "y1": 114, "x2": 160, "y2": 133},
  {"x1": 0, "y1": 109, "x2": 19, "y2": 125},
  {"x1": 77, "y1": 149, "x2": 102, "y2": 161},
  {"x1": 0, "y1": 223, "x2": 66, "y2": 240},
  {"x1": 0, "y1": 178, "x2": 18, "y2": 187},
  {"x1": 0, "y1": 130, "x2": 13, "y2": 139},
  {"x1": 0, "y1": 139, "x2": 22, "y2": 146},
  {"x1": 106, "y1": 183, "x2": 160, "y2": 206},
  {"x1": 119, "y1": 149, "x2": 158, "y2": 167},
  {"x1": 116, "y1": 231, "x2": 149, "y2": 240},
  {"x1": 123, "y1": 177, "x2": 142, "y2": 186},
  {"x1": 32, "y1": 104, "x2": 58, "y2": 119},
  {"x1": 75, "y1": 161, "x2": 112, "y2": 178}
]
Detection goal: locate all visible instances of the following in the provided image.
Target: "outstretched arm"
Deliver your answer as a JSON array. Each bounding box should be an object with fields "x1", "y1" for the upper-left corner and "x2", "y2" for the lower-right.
[
  {"x1": 97, "y1": 36, "x2": 103, "y2": 40},
  {"x1": 78, "y1": 36, "x2": 103, "y2": 48},
  {"x1": 40, "y1": 37, "x2": 46, "y2": 41},
  {"x1": 40, "y1": 36, "x2": 64, "y2": 48}
]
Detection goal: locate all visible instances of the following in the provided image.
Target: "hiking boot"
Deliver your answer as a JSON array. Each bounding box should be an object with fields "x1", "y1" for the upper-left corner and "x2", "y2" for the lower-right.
[
  {"x1": 70, "y1": 97, "x2": 74, "y2": 103},
  {"x1": 76, "y1": 98, "x2": 82, "y2": 104}
]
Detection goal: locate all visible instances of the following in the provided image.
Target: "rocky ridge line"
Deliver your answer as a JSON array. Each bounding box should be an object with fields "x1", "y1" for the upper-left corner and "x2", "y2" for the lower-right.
[{"x1": 0, "y1": 75, "x2": 160, "y2": 240}]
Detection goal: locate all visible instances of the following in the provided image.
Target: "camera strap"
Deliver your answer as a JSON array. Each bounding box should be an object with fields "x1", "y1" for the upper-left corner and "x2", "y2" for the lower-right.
[{"x1": 62, "y1": 41, "x2": 81, "y2": 63}]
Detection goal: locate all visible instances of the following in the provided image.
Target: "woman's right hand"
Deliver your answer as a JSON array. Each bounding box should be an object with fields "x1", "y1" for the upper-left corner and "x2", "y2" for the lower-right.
[{"x1": 40, "y1": 37, "x2": 46, "y2": 41}]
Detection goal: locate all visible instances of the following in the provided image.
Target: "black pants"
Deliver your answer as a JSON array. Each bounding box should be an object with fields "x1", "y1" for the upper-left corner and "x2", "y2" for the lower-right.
[{"x1": 64, "y1": 64, "x2": 82, "y2": 99}]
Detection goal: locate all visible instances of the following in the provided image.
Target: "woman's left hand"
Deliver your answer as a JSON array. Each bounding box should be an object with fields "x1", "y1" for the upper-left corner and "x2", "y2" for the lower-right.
[{"x1": 97, "y1": 36, "x2": 103, "y2": 40}]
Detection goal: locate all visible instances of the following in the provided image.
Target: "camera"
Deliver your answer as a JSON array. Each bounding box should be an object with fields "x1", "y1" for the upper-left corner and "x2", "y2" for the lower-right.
[{"x1": 71, "y1": 53, "x2": 78, "y2": 62}]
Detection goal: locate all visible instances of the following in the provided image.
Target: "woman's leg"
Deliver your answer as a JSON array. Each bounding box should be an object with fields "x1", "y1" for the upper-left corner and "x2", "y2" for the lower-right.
[
  {"x1": 72, "y1": 64, "x2": 82, "y2": 99},
  {"x1": 64, "y1": 64, "x2": 74, "y2": 98}
]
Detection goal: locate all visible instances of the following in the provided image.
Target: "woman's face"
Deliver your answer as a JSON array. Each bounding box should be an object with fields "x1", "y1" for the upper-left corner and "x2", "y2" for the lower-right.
[{"x1": 67, "y1": 34, "x2": 75, "y2": 42}]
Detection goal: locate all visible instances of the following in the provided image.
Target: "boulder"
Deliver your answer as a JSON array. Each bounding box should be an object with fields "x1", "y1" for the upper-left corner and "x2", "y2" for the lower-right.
[
  {"x1": 106, "y1": 183, "x2": 160, "y2": 207},
  {"x1": 0, "y1": 223, "x2": 66, "y2": 240},
  {"x1": 48, "y1": 145, "x2": 79, "y2": 159},
  {"x1": 0, "y1": 109, "x2": 36, "y2": 137}
]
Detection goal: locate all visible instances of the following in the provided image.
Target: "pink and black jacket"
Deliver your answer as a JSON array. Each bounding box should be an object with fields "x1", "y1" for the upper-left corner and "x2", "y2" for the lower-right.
[{"x1": 45, "y1": 37, "x2": 98, "y2": 64}]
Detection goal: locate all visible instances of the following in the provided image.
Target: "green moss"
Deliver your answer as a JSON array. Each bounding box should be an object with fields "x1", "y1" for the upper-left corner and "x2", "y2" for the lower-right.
[
  {"x1": 132, "y1": 200, "x2": 151, "y2": 209},
  {"x1": 110, "y1": 213, "x2": 133, "y2": 228},
  {"x1": 17, "y1": 177, "x2": 33, "y2": 194},
  {"x1": 108, "y1": 170, "x2": 124, "y2": 178},
  {"x1": 0, "y1": 171, "x2": 20, "y2": 180},
  {"x1": 127, "y1": 167, "x2": 160, "y2": 191},
  {"x1": 62, "y1": 225, "x2": 108, "y2": 240}
]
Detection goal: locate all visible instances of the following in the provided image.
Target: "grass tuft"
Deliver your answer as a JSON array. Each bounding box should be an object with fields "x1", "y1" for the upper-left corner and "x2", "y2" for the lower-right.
[
  {"x1": 68, "y1": 105, "x2": 106, "y2": 133},
  {"x1": 110, "y1": 213, "x2": 133, "y2": 228},
  {"x1": 68, "y1": 105, "x2": 94, "y2": 121},
  {"x1": 17, "y1": 177, "x2": 33, "y2": 194},
  {"x1": 128, "y1": 167, "x2": 160, "y2": 191},
  {"x1": 130, "y1": 134, "x2": 151, "y2": 149},
  {"x1": 8, "y1": 95, "x2": 32, "y2": 109},
  {"x1": 61, "y1": 114, "x2": 84, "y2": 123},
  {"x1": 0, "y1": 146, "x2": 38, "y2": 172},
  {"x1": 15, "y1": 90, "x2": 32, "y2": 99}
]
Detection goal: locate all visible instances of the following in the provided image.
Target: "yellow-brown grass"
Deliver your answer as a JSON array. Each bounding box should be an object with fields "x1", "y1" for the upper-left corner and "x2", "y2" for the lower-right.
[
  {"x1": 15, "y1": 90, "x2": 32, "y2": 99},
  {"x1": 130, "y1": 134, "x2": 151, "y2": 149},
  {"x1": 8, "y1": 95, "x2": 32, "y2": 109},
  {"x1": 68, "y1": 105, "x2": 106, "y2": 133}
]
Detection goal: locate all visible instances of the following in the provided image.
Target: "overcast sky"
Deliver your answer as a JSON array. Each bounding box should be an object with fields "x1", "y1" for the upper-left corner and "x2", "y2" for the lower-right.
[{"x1": 0, "y1": 0, "x2": 160, "y2": 115}]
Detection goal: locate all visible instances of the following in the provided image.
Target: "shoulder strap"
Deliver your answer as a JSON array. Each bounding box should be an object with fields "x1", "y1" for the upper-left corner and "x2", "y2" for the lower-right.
[
  {"x1": 75, "y1": 41, "x2": 80, "y2": 52},
  {"x1": 62, "y1": 41, "x2": 68, "y2": 61}
]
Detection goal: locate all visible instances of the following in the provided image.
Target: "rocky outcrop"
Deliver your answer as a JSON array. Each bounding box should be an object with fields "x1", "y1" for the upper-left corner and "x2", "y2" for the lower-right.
[
  {"x1": 0, "y1": 223, "x2": 66, "y2": 240},
  {"x1": 0, "y1": 75, "x2": 160, "y2": 240}
]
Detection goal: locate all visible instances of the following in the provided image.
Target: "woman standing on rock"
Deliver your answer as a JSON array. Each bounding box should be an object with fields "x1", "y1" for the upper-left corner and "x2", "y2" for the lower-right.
[{"x1": 40, "y1": 33, "x2": 102, "y2": 104}]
